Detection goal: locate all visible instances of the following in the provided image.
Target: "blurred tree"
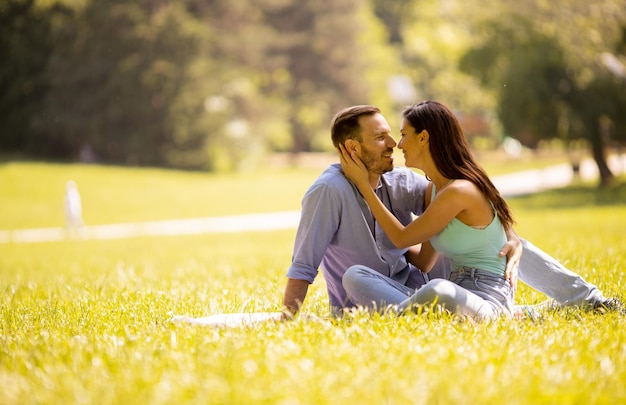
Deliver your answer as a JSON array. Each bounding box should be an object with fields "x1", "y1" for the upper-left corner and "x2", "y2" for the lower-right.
[
  {"x1": 460, "y1": 21, "x2": 569, "y2": 149},
  {"x1": 187, "y1": 0, "x2": 298, "y2": 170},
  {"x1": 36, "y1": 0, "x2": 221, "y2": 169},
  {"x1": 261, "y1": 0, "x2": 372, "y2": 153},
  {"x1": 375, "y1": 0, "x2": 499, "y2": 145},
  {"x1": 369, "y1": 0, "x2": 414, "y2": 44},
  {"x1": 143, "y1": 0, "x2": 395, "y2": 164},
  {"x1": 0, "y1": 0, "x2": 68, "y2": 155},
  {"x1": 8, "y1": 0, "x2": 397, "y2": 169},
  {"x1": 158, "y1": 0, "x2": 398, "y2": 161},
  {"x1": 459, "y1": 0, "x2": 626, "y2": 186},
  {"x1": 608, "y1": 26, "x2": 626, "y2": 145}
]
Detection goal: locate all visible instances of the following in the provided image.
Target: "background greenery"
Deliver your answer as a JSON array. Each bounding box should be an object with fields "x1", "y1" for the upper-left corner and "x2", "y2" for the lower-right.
[
  {"x1": 2, "y1": 0, "x2": 625, "y2": 183},
  {"x1": 3, "y1": 0, "x2": 625, "y2": 402},
  {"x1": 0, "y1": 149, "x2": 580, "y2": 230},
  {"x1": 1, "y1": 162, "x2": 625, "y2": 404}
]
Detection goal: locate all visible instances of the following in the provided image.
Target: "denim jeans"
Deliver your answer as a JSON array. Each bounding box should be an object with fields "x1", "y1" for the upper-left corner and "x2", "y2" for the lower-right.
[
  {"x1": 426, "y1": 239, "x2": 606, "y2": 307},
  {"x1": 342, "y1": 239, "x2": 606, "y2": 317},
  {"x1": 517, "y1": 239, "x2": 605, "y2": 306},
  {"x1": 446, "y1": 267, "x2": 514, "y2": 317},
  {"x1": 343, "y1": 265, "x2": 513, "y2": 320}
]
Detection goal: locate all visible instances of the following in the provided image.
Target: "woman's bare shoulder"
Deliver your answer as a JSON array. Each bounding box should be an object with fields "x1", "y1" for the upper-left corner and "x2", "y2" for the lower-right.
[{"x1": 444, "y1": 179, "x2": 485, "y2": 203}]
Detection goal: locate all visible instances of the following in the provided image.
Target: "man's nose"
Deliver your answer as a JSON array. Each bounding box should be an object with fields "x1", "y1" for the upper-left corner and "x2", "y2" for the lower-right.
[{"x1": 386, "y1": 135, "x2": 397, "y2": 148}]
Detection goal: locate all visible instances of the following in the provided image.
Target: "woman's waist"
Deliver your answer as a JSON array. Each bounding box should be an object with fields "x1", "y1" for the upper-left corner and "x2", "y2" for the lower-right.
[
  {"x1": 449, "y1": 265, "x2": 504, "y2": 278},
  {"x1": 449, "y1": 256, "x2": 505, "y2": 276}
]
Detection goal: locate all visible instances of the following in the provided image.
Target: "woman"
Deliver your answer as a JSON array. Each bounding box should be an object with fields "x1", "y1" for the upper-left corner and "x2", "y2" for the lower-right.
[{"x1": 339, "y1": 100, "x2": 515, "y2": 320}]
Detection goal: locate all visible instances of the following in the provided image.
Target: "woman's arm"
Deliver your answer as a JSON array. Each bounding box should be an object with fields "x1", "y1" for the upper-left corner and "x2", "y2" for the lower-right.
[{"x1": 339, "y1": 145, "x2": 463, "y2": 248}]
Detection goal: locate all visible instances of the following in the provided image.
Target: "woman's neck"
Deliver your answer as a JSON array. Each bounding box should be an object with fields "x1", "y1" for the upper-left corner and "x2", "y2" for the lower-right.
[{"x1": 419, "y1": 158, "x2": 450, "y2": 191}]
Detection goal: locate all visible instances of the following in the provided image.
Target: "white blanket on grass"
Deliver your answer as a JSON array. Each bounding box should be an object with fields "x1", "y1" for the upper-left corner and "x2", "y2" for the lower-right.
[{"x1": 170, "y1": 312, "x2": 284, "y2": 327}]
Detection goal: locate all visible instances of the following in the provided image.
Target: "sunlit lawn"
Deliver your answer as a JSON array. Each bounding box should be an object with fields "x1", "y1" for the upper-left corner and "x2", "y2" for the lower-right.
[
  {"x1": 0, "y1": 161, "x2": 321, "y2": 230},
  {"x1": 1, "y1": 162, "x2": 625, "y2": 404},
  {"x1": 0, "y1": 150, "x2": 573, "y2": 230}
]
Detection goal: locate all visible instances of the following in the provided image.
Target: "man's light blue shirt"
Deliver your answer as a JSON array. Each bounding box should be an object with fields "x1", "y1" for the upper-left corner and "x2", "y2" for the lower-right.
[{"x1": 286, "y1": 164, "x2": 430, "y2": 310}]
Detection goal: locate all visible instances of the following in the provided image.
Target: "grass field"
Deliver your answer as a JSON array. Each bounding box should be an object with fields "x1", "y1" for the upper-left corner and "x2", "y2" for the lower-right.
[{"x1": 1, "y1": 162, "x2": 625, "y2": 404}]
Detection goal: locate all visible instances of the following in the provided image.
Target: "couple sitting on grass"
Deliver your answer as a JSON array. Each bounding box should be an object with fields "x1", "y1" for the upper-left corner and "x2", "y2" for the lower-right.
[
  {"x1": 174, "y1": 100, "x2": 622, "y2": 327},
  {"x1": 281, "y1": 100, "x2": 622, "y2": 322}
]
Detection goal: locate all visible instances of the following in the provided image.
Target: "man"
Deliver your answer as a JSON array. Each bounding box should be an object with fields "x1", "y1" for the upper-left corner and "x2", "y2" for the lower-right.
[{"x1": 283, "y1": 105, "x2": 621, "y2": 317}]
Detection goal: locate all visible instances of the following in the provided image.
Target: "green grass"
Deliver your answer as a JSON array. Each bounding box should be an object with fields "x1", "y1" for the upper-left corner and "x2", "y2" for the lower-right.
[
  {"x1": 1, "y1": 162, "x2": 625, "y2": 404},
  {"x1": 0, "y1": 151, "x2": 577, "y2": 230},
  {"x1": 0, "y1": 162, "x2": 320, "y2": 229}
]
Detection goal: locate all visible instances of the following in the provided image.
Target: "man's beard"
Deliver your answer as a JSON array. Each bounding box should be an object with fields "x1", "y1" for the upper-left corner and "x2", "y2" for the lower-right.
[{"x1": 360, "y1": 147, "x2": 394, "y2": 175}]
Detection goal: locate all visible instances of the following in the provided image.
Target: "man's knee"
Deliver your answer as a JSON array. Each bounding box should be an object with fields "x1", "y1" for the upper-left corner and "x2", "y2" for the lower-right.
[{"x1": 342, "y1": 265, "x2": 369, "y2": 292}]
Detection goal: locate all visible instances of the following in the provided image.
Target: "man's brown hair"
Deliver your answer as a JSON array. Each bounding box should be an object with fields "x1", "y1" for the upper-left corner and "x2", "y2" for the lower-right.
[{"x1": 330, "y1": 105, "x2": 381, "y2": 148}]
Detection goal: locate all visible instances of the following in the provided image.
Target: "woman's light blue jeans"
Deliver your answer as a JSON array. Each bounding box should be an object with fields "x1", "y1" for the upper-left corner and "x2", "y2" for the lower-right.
[
  {"x1": 343, "y1": 265, "x2": 514, "y2": 320},
  {"x1": 424, "y1": 239, "x2": 606, "y2": 308}
]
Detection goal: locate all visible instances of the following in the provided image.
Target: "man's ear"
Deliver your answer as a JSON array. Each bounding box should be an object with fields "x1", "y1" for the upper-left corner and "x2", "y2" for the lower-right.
[{"x1": 344, "y1": 139, "x2": 360, "y2": 155}]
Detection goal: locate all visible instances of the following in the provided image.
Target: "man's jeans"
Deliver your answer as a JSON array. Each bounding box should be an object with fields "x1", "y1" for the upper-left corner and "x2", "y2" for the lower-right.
[
  {"x1": 517, "y1": 239, "x2": 605, "y2": 306},
  {"x1": 426, "y1": 239, "x2": 605, "y2": 307}
]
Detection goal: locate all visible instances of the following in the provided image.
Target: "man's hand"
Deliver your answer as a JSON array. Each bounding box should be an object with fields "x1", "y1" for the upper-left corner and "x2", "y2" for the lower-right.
[
  {"x1": 281, "y1": 278, "x2": 310, "y2": 320},
  {"x1": 499, "y1": 230, "x2": 523, "y2": 289}
]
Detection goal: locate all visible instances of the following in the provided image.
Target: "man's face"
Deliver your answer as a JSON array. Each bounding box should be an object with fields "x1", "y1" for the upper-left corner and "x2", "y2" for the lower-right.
[{"x1": 356, "y1": 113, "x2": 397, "y2": 176}]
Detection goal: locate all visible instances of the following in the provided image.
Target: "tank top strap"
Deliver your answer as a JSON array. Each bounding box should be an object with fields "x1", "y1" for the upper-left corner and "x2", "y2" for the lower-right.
[{"x1": 430, "y1": 180, "x2": 454, "y2": 201}]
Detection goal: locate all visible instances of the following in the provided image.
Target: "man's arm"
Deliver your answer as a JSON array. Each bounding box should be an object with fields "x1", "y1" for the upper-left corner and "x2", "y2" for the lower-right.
[
  {"x1": 404, "y1": 245, "x2": 421, "y2": 267},
  {"x1": 282, "y1": 278, "x2": 310, "y2": 319},
  {"x1": 404, "y1": 242, "x2": 438, "y2": 273},
  {"x1": 283, "y1": 176, "x2": 344, "y2": 319},
  {"x1": 499, "y1": 228, "x2": 523, "y2": 289}
]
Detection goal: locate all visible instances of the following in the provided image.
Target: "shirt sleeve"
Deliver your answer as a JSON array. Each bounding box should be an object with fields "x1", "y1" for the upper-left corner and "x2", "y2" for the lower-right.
[
  {"x1": 385, "y1": 168, "x2": 428, "y2": 218},
  {"x1": 286, "y1": 182, "x2": 342, "y2": 283}
]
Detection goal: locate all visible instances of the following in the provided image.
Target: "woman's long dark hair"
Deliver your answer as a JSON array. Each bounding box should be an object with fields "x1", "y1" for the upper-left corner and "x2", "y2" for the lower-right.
[{"x1": 402, "y1": 100, "x2": 514, "y2": 230}]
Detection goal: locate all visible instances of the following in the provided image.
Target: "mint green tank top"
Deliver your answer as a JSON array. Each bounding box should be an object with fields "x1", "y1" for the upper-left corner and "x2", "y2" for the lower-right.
[{"x1": 428, "y1": 182, "x2": 507, "y2": 276}]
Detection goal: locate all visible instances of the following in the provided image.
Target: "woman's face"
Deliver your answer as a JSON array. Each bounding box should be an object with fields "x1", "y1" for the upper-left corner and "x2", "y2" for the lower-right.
[{"x1": 398, "y1": 118, "x2": 426, "y2": 169}]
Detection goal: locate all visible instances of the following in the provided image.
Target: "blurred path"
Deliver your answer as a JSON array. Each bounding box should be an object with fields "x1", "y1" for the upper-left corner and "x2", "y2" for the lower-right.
[
  {"x1": 0, "y1": 211, "x2": 302, "y2": 244},
  {"x1": 491, "y1": 154, "x2": 625, "y2": 196},
  {"x1": 2, "y1": 155, "x2": 625, "y2": 244}
]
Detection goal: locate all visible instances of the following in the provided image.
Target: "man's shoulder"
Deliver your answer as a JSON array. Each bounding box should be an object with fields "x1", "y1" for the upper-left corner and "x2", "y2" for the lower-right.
[
  {"x1": 300, "y1": 164, "x2": 351, "y2": 214},
  {"x1": 309, "y1": 164, "x2": 349, "y2": 190}
]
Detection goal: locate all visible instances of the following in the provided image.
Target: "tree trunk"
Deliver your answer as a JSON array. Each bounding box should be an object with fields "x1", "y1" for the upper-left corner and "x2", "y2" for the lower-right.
[
  {"x1": 290, "y1": 115, "x2": 311, "y2": 154},
  {"x1": 588, "y1": 131, "x2": 614, "y2": 187}
]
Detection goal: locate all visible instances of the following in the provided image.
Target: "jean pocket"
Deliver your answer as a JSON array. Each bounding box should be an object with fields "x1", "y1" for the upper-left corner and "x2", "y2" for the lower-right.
[{"x1": 474, "y1": 275, "x2": 513, "y2": 303}]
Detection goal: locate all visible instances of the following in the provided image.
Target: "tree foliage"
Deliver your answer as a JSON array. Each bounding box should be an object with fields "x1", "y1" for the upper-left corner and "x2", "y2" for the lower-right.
[
  {"x1": 0, "y1": 0, "x2": 68, "y2": 153},
  {"x1": 458, "y1": 0, "x2": 626, "y2": 185},
  {"x1": 260, "y1": 0, "x2": 396, "y2": 153},
  {"x1": 2, "y1": 0, "x2": 395, "y2": 170},
  {"x1": 35, "y1": 1, "x2": 231, "y2": 169},
  {"x1": 460, "y1": 20, "x2": 570, "y2": 148},
  {"x1": 376, "y1": 0, "x2": 499, "y2": 139},
  {"x1": 2, "y1": 0, "x2": 625, "y2": 178}
]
